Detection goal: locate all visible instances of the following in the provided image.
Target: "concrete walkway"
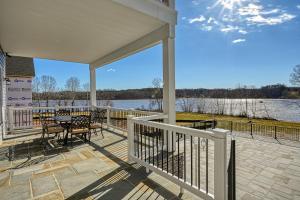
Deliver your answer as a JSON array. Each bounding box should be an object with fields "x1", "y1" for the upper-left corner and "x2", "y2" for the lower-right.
[{"x1": 0, "y1": 129, "x2": 299, "y2": 199}]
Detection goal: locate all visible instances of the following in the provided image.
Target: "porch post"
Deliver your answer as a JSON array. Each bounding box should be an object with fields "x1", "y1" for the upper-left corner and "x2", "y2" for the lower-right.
[
  {"x1": 163, "y1": 33, "x2": 175, "y2": 125},
  {"x1": 163, "y1": 24, "x2": 176, "y2": 153},
  {"x1": 89, "y1": 65, "x2": 97, "y2": 108}
]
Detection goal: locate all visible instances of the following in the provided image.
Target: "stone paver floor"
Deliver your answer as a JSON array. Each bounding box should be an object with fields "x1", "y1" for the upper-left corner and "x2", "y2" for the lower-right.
[{"x1": 0, "y1": 128, "x2": 299, "y2": 200}]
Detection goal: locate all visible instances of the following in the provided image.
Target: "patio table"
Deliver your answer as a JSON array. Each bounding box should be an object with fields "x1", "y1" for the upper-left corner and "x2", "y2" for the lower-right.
[{"x1": 53, "y1": 116, "x2": 73, "y2": 145}]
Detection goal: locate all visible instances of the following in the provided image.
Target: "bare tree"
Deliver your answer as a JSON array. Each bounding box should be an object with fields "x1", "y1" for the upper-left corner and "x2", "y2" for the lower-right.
[
  {"x1": 65, "y1": 77, "x2": 80, "y2": 106},
  {"x1": 82, "y1": 82, "x2": 90, "y2": 106},
  {"x1": 149, "y1": 78, "x2": 163, "y2": 111},
  {"x1": 290, "y1": 65, "x2": 300, "y2": 86},
  {"x1": 99, "y1": 100, "x2": 114, "y2": 107},
  {"x1": 250, "y1": 99, "x2": 258, "y2": 118},
  {"x1": 40, "y1": 75, "x2": 57, "y2": 107},
  {"x1": 32, "y1": 77, "x2": 41, "y2": 106},
  {"x1": 216, "y1": 98, "x2": 226, "y2": 115},
  {"x1": 196, "y1": 96, "x2": 206, "y2": 114},
  {"x1": 179, "y1": 97, "x2": 195, "y2": 112},
  {"x1": 229, "y1": 99, "x2": 238, "y2": 116}
]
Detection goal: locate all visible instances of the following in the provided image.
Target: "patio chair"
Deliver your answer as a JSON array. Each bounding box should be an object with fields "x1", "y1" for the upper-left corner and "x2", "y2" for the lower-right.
[
  {"x1": 69, "y1": 115, "x2": 91, "y2": 146},
  {"x1": 40, "y1": 115, "x2": 64, "y2": 143},
  {"x1": 90, "y1": 109, "x2": 106, "y2": 138}
]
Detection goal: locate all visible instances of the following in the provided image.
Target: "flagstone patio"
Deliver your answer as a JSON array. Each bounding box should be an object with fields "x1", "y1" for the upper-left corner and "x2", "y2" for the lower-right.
[{"x1": 0, "y1": 129, "x2": 299, "y2": 200}]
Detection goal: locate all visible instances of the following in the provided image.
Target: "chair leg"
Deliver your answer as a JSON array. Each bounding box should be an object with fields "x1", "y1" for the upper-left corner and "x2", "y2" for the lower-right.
[
  {"x1": 41, "y1": 131, "x2": 45, "y2": 144},
  {"x1": 71, "y1": 134, "x2": 73, "y2": 147},
  {"x1": 101, "y1": 127, "x2": 104, "y2": 138},
  {"x1": 89, "y1": 131, "x2": 91, "y2": 142}
]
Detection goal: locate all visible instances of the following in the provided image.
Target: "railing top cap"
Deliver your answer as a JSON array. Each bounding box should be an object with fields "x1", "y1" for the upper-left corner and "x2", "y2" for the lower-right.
[{"x1": 211, "y1": 128, "x2": 229, "y2": 139}]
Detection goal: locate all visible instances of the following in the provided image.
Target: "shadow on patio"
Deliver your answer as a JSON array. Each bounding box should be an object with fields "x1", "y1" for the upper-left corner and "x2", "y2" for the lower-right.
[{"x1": 0, "y1": 129, "x2": 186, "y2": 200}]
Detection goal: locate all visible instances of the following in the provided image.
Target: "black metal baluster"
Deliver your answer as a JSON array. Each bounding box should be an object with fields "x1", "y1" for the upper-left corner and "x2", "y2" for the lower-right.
[
  {"x1": 184, "y1": 134, "x2": 186, "y2": 182},
  {"x1": 141, "y1": 125, "x2": 143, "y2": 160},
  {"x1": 177, "y1": 133, "x2": 180, "y2": 179},
  {"x1": 166, "y1": 130, "x2": 169, "y2": 173},
  {"x1": 144, "y1": 126, "x2": 147, "y2": 162},
  {"x1": 161, "y1": 130, "x2": 164, "y2": 170},
  {"x1": 148, "y1": 127, "x2": 151, "y2": 163},
  {"x1": 137, "y1": 125, "x2": 140, "y2": 158},
  {"x1": 172, "y1": 132, "x2": 174, "y2": 175},
  {"x1": 134, "y1": 125, "x2": 136, "y2": 156},
  {"x1": 206, "y1": 139, "x2": 209, "y2": 194},
  {"x1": 152, "y1": 131, "x2": 155, "y2": 165},
  {"x1": 198, "y1": 137, "x2": 200, "y2": 189},
  {"x1": 156, "y1": 130, "x2": 159, "y2": 167},
  {"x1": 191, "y1": 135, "x2": 193, "y2": 186}
]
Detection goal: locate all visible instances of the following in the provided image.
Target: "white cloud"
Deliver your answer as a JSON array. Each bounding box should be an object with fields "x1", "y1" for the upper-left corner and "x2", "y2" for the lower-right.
[
  {"x1": 261, "y1": 9, "x2": 279, "y2": 15},
  {"x1": 201, "y1": 25, "x2": 213, "y2": 31},
  {"x1": 238, "y1": 4, "x2": 263, "y2": 16},
  {"x1": 107, "y1": 68, "x2": 116, "y2": 72},
  {"x1": 238, "y1": 29, "x2": 248, "y2": 34},
  {"x1": 189, "y1": 15, "x2": 206, "y2": 24},
  {"x1": 232, "y1": 39, "x2": 246, "y2": 43},
  {"x1": 188, "y1": 1, "x2": 297, "y2": 34},
  {"x1": 207, "y1": 17, "x2": 214, "y2": 24},
  {"x1": 246, "y1": 13, "x2": 296, "y2": 26},
  {"x1": 221, "y1": 25, "x2": 239, "y2": 32}
]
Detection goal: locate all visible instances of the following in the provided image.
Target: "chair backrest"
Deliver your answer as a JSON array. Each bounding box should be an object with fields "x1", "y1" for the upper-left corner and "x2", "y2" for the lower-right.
[
  {"x1": 91, "y1": 109, "x2": 106, "y2": 123},
  {"x1": 71, "y1": 115, "x2": 90, "y2": 130},
  {"x1": 55, "y1": 109, "x2": 71, "y2": 116}
]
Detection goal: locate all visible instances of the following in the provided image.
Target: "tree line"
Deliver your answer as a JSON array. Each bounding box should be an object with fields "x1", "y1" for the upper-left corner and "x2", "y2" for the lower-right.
[
  {"x1": 32, "y1": 65, "x2": 300, "y2": 103},
  {"x1": 33, "y1": 78, "x2": 299, "y2": 101}
]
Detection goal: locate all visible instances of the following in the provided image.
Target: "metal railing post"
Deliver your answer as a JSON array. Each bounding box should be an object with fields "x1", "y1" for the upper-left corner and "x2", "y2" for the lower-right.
[
  {"x1": 127, "y1": 115, "x2": 135, "y2": 162},
  {"x1": 250, "y1": 123, "x2": 253, "y2": 138},
  {"x1": 213, "y1": 128, "x2": 228, "y2": 200},
  {"x1": 228, "y1": 139, "x2": 236, "y2": 200},
  {"x1": 107, "y1": 106, "x2": 111, "y2": 128}
]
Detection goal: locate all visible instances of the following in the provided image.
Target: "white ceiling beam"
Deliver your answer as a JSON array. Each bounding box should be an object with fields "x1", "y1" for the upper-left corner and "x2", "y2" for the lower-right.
[
  {"x1": 112, "y1": 0, "x2": 177, "y2": 26},
  {"x1": 90, "y1": 24, "x2": 169, "y2": 69}
]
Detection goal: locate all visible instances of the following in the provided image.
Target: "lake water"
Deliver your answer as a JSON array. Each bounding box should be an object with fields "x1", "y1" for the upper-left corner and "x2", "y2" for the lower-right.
[{"x1": 33, "y1": 98, "x2": 300, "y2": 123}]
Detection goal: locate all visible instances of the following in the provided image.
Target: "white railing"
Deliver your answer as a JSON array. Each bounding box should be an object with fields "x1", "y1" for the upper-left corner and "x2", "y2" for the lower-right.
[
  {"x1": 6, "y1": 105, "x2": 160, "y2": 132},
  {"x1": 96, "y1": 106, "x2": 161, "y2": 131},
  {"x1": 6, "y1": 106, "x2": 91, "y2": 131},
  {"x1": 127, "y1": 114, "x2": 228, "y2": 200}
]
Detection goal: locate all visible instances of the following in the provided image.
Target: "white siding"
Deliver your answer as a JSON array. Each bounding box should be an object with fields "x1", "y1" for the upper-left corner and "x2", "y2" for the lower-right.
[{"x1": 0, "y1": 48, "x2": 6, "y2": 141}]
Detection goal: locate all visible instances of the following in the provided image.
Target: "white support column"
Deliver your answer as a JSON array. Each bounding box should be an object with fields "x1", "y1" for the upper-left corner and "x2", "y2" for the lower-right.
[
  {"x1": 89, "y1": 65, "x2": 97, "y2": 108},
  {"x1": 163, "y1": 25, "x2": 176, "y2": 153},
  {"x1": 162, "y1": 36, "x2": 176, "y2": 125}
]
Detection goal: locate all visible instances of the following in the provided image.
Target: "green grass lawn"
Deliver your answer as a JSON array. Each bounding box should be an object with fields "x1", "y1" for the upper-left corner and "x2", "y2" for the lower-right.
[{"x1": 176, "y1": 112, "x2": 300, "y2": 129}]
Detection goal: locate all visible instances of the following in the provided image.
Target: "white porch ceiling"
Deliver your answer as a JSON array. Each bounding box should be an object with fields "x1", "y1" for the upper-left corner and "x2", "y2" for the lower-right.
[{"x1": 0, "y1": 0, "x2": 169, "y2": 64}]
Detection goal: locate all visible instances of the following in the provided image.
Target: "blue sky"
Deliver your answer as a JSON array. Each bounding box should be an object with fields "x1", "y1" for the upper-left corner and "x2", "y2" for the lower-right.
[{"x1": 34, "y1": 0, "x2": 300, "y2": 90}]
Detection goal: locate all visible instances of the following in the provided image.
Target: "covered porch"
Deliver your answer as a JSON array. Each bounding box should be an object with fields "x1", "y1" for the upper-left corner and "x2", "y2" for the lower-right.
[{"x1": 0, "y1": 0, "x2": 177, "y2": 138}]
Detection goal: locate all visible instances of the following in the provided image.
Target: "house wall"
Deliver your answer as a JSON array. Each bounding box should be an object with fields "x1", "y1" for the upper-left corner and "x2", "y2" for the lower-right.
[{"x1": 6, "y1": 77, "x2": 33, "y2": 107}]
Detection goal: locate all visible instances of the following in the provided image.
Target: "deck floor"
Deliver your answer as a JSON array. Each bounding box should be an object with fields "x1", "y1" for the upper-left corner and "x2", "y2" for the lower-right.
[{"x1": 0, "y1": 128, "x2": 299, "y2": 200}]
